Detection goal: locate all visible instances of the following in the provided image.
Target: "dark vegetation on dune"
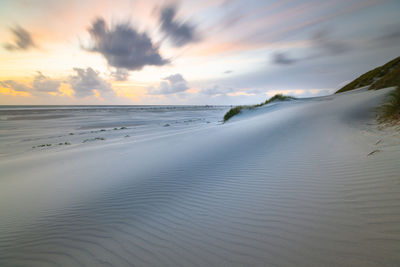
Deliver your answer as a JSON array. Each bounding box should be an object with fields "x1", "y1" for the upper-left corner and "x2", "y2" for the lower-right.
[
  {"x1": 223, "y1": 94, "x2": 295, "y2": 122},
  {"x1": 379, "y1": 87, "x2": 400, "y2": 122},
  {"x1": 335, "y1": 56, "x2": 400, "y2": 94},
  {"x1": 335, "y1": 56, "x2": 400, "y2": 122},
  {"x1": 376, "y1": 64, "x2": 400, "y2": 121},
  {"x1": 224, "y1": 57, "x2": 400, "y2": 124}
]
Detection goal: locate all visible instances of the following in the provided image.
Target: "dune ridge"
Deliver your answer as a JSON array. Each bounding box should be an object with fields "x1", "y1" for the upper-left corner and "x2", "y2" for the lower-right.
[{"x1": 1, "y1": 87, "x2": 400, "y2": 266}]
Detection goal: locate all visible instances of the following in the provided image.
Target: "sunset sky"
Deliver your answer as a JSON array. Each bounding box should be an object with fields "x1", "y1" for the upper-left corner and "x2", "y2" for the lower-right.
[{"x1": 0, "y1": 0, "x2": 399, "y2": 105}]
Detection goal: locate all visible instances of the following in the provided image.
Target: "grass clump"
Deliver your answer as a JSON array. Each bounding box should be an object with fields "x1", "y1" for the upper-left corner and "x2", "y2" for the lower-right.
[
  {"x1": 224, "y1": 106, "x2": 244, "y2": 122},
  {"x1": 82, "y1": 137, "x2": 105, "y2": 143},
  {"x1": 378, "y1": 87, "x2": 400, "y2": 122},
  {"x1": 264, "y1": 94, "x2": 295, "y2": 104},
  {"x1": 113, "y1": 126, "x2": 127, "y2": 130},
  {"x1": 36, "y1": 144, "x2": 51, "y2": 147},
  {"x1": 223, "y1": 94, "x2": 295, "y2": 122},
  {"x1": 58, "y1": 142, "x2": 71, "y2": 145}
]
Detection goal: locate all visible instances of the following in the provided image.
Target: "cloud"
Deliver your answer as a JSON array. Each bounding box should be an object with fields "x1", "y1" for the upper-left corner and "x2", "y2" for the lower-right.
[
  {"x1": 1, "y1": 69, "x2": 112, "y2": 98},
  {"x1": 159, "y1": 4, "x2": 198, "y2": 47},
  {"x1": 311, "y1": 28, "x2": 350, "y2": 55},
  {"x1": 0, "y1": 72, "x2": 60, "y2": 95},
  {"x1": 373, "y1": 24, "x2": 400, "y2": 46},
  {"x1": 69, "y1": 67, "x2": 114, "y2": 98},
  {"x1": 32, "y1": 72, "x2": 60, "y2": 92},
  {"x1": 0, "y1": 80, "x2": 31, "y2": 92},
  {"x1": 86, "y1": 18, "x2": 169, "y2": 71},
  {"x1": 3, "y1": 26, "x2": 36, "y2": 51},
  {"x1": 200, "y1": 85, "x2": 235, "y2": 96},
  {"x1": 272, "y1": 28, "x2": 351, "y2": 66},
  {"x1": 148, "y1": 74, "x2": 189, "y2": 95},
  {"x1": 200, "y1": 84, "x2": 266, "y2": 97},
  {"x1": 111, "y1": 68, "x2": 129, "y2": 81},
  {"x1": 272, "y1": 52, "x2": 298, "y2": 65},
  {"x1": 224, "y1": 70, "x2": 233, "y2": 74}
]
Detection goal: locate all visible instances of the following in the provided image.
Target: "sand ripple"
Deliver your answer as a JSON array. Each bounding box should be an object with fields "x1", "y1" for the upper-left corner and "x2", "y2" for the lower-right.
[{"x1": 1, "y1": 89, "x2": 400, "y2": 266}]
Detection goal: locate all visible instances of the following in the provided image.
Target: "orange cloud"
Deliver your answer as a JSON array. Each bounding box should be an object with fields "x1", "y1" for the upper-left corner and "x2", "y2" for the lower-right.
[
  {"x1": 58, "y1": 83, "x2": 74, "y2": 97},
  {"x1": 111, "y1": 82, "x2": 149, "y2": 102},
  {"x1": 0, "y1": 87, "x2": 31, "y2": 97},
  {"x1": 93, "y1": 89, "x2": 104, "y2": 101}
]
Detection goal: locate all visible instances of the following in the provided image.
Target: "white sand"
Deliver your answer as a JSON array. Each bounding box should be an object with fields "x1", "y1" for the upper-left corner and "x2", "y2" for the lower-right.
[{"x1": 1, "y1": 87, "x2": 400, "y2": 266}]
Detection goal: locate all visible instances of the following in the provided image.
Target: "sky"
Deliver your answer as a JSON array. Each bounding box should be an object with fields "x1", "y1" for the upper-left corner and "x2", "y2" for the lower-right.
[{"x1": 0, "y1": 0, "x2": 399, "y2": 105}]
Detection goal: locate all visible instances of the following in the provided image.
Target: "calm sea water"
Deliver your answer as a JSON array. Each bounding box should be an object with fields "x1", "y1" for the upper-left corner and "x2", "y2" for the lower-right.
[{"x1": 0, "y1": 105, "x2": 229, "y2": 158}]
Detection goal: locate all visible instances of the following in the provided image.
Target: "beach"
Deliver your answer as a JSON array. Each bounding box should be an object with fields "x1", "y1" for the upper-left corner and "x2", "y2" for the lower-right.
[{"x1": 1, "y1": 87, "x2": 400, "y2": 266}]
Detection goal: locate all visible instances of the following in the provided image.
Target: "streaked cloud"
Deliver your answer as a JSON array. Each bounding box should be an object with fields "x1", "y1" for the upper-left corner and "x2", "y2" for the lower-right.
[
  {"x1": 311, "y1": 28, "x2": 350, "y2": 56},
  {"x1": 85, "y1": 18, "x2": 169, "y2": 70},
  {"x1": 3, "y1": 26, "x2": 36, "y2": 51},
  {"x1": 272, "y1": 52, "x2": 298, "y2": 65},
  {"x1": 0, "y1": 80, "x2": 31, "y2": 92},
  {"x1": 159, "y1": 4, "x2": 198, "y2": 47},
  {"x1": 272, "y1": 28, "x2": 351, "y2": 66},
  {"x1": 0, "y1": 0, "x2": 399, "y2": 105},
  {"x1": 373, "y1": 23, "x2": 400, "y2": 46}
]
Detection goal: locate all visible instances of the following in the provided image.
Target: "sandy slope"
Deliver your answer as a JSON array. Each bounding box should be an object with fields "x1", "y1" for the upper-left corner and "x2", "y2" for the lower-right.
[{"x1": 1, "y1": 87, "x2": 400, "y2": 266}]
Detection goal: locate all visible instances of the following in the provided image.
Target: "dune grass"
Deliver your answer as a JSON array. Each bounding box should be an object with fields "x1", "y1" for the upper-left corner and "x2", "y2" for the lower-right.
[
  {"x1": 370, "y1": 62, "x2": 400, "y2": 90},
  {"x1": 378, "y1": 87, "x2": 400, "y2": 122},
  {"x1": 375, "y1": 65, "x2": 400, "y2": 122},
  {"x1": 334, "y1": 56, "x2": 400, "y2": 124},
  {"x1": 223, "y1": 94, "x2": 295, "y2": 122},
  {"x1": 83, "y1": 137, "x2": 106, "y2": 143},
  {"x1": 35, "y1": 144, "x2": 51, "y2": 148},
  {"x1": 264, "y1": 94, "x2": 294, "y2": 104},
  {"x1": 335, "y1": 56, "x2": 400, "y2": 93},
  {"x1": 224, "y1": 106, "x2": 244, "y2": 122}
]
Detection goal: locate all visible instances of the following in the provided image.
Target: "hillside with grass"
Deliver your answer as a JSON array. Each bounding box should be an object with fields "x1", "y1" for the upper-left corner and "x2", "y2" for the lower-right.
[
  {"x1": 223, "y1": 56, "x2": 400, "y2": 123},
  {"x1": 335, "y1": 56, "x2": 400, "y2": 93},
  {"x1": 335, "y1": 56, "x2": 400, "y2": 122}
]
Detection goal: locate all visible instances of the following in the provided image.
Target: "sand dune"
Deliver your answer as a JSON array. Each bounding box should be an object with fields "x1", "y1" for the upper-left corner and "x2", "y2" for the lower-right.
[{"x1": 1, "y1": 87, "x2": 400, "y2": 266}]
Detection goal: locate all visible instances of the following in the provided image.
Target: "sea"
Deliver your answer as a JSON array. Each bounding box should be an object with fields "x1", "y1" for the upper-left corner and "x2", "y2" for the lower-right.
[{"x1": 0, "y1": 105, "x2": 229, "y2": 158}]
